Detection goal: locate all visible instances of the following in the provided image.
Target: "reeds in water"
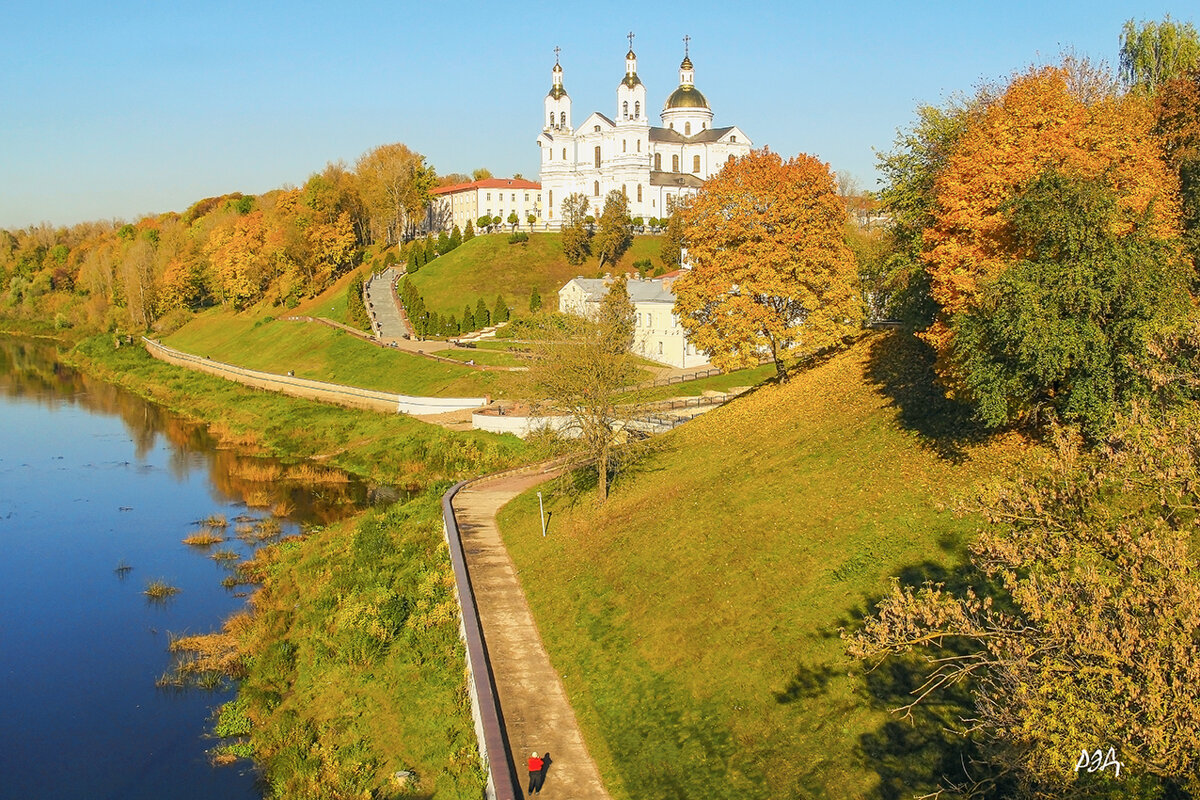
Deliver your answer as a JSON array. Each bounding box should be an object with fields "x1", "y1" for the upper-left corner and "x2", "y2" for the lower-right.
[
  {"x1": 144, "y1": 579, "x2": 180, "y2": 601},
  {"x1": 183, "y1": 529, "x2": 225, "y2": 547}
]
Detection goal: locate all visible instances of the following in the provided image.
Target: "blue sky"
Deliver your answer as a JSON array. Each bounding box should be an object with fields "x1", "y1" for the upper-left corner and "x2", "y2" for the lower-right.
[{"x1": 0, "y1": 0, "x2": 1190, "y2": 228}]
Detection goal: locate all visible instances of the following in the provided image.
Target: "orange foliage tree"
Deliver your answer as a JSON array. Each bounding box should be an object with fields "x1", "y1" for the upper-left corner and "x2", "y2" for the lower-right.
[
  {"x1": 674, "y1": 149, "x2": 862, "y2": 380},
  {"x1": 921, "y1": 65, "x2": 1182, "y2": 373}
]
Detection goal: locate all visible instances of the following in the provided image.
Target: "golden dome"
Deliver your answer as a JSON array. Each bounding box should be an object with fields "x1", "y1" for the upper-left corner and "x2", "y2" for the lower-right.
[{"x1": 664, "y1": 84, "x2": 709, "y2": 110}]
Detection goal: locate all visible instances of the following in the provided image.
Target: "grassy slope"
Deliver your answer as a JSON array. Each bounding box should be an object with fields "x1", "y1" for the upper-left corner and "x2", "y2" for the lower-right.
[
  {"x1": 496, "y1": 333, "x2": 1027, "y2": 800},
  {"x1": 407, "y1": 232, "x2": 667, "y2": 319},
  {"x1": 163, "y1": 309, "x2": 511, "y2": 397}
]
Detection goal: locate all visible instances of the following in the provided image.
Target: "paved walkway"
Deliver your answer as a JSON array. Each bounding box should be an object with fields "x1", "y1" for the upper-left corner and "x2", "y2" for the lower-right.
[
  {"x1": 453, "y1": 472, "x2": 612, "y2": 800},
  {"x1": 364, "y1": 268, "x2": 408, "y2": 340}
]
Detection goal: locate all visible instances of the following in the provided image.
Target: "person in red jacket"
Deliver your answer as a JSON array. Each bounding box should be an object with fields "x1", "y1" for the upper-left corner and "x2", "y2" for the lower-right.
[{"x1": 527, "y1": 751, "x2": 545, "y2": 795}]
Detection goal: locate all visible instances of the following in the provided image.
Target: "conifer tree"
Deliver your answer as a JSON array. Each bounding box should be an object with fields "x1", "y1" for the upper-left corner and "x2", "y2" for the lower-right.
[
  {"x1": 529, "y1": 285, "x2": 542, "y2": 312},
  {"x1": 450, "y1": 224, "x2": 462, "y2": 250},
  {"x1": 493, "y1": 294, "x2": 510, "y2": 323},
  {"x1": 424, "y1": 235, "x2": 435, "y2": 263},
  {"x1": 464, "y1": 219, "x2": 475, "y2": 240},
  {"x1": 437, "y1": 230, "x2": 450, "y2": 255},
  {"x1": 463, "y1": 304, "x2": 475, "y2": 332},
  {"x1": 475, "y1": 298, "x2": 490, "y2": 328}
]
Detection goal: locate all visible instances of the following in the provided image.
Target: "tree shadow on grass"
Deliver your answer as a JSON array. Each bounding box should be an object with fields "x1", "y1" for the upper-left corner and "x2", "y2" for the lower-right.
[{"x1": 863, "y1": 331, "x2": 991, "y2": 463}]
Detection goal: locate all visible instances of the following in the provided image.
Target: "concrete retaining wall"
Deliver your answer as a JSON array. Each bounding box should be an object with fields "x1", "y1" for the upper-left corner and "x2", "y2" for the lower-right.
[
  {"x1": 471, "y1": 411, "x2": 575, "y2": 437},
  {"x1": 143, "y1": 338, "x2": 485, "y2": 416}
]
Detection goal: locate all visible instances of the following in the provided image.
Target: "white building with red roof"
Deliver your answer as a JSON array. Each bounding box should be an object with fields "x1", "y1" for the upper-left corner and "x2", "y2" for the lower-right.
[
  {"x1": 429, "y1": 177, "x2": 543, "y2": 232},
  {"x1": 537, "y1": 37, "x2": 752, "y2": 226}
]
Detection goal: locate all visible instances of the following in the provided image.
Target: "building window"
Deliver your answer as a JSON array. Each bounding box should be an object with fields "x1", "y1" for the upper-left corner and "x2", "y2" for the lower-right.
[
  {"x1": 693, "y1": 155, "x2": 701, "y2": 173},
  {"x1": 486, "y1": 193, "x2": 491, "y2": 200},
  {"x1": 549, "y1": 190, "x2": 553, "y2": 214},
  {"x1": 548, "y1": 113, "x2": 553, "y2": 127},
  {"x1": 560, "y1": 112, "x2": 566, "y2": 127},
  {"x1": 658, "y1": 341, "x2": 663, "y2": 354},
  {"x1": 669, "y1": 123, "x2": 674, "y2": 130},
  {"x1": 730, "y1": 135, "x2": 737, "y2": 143},
  {"x1": 622, "y1": 184, "x2": 627, "y2": 197},
  {"x1": 635, "y1": 101, "x2": 640, "y2": 117},
  {"x1": 702, "y1": 122, "x2": 706, "y2": 130},
  {"x1": 654, "y1": 153, "x2": 661, "y2": 170},
  {"x1": 562, "y1": 148, "x2": 566, "y2": 159},
  {"x1": 672, "y1": 154, "x2": 679, "y2": 172},
  {"x1": 593, "y1": 181, "x2": 600, "y2": 196},
  {"x1": 637, "y1": 184, "x2": 642, "y2": 202},
  {"x1": 623, "y1": 139, "x2": 627, "y2": 153},
  {"x1": 637, "y1": 139, "x2": 641, "y2": 152},
  {"x1": 525, "y1": 193, "x2": 529, "y2": 201},
  {"x1": 594, "y1": 125, "x2": 601, "y2": 132},
  {"x1": 512, "y1": 194, "x2": 516, "y2": 201},
  {"x1": 623, "y1": 101, "x2": 628, "y2": 117},
  {"x1": 594, "y1": 145, "x2": 601, "y2": 168},
  {"x1": 685, "y1": 122, "x2": 691, "y2": 135}
]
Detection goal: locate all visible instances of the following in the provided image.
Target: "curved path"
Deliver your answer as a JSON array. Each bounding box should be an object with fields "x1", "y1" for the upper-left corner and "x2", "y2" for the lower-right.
[{"x1": 452, "y1": 470, "x2": 612, "y2": 800}]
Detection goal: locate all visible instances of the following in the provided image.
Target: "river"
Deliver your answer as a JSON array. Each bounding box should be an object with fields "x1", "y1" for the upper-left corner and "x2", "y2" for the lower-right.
[{"x1": 0, "y1": 337, "x2": 372, "y2": 799}]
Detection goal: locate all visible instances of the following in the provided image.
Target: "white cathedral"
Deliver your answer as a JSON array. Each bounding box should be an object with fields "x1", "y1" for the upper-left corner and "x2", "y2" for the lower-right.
[{"x1": 537, "y1": 38, "x2": 752, "y2": 224}]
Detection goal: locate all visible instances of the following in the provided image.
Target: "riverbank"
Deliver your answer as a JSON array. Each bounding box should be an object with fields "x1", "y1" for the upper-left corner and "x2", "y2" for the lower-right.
[{"x1": 51, "y1": 332, "x2": 536, "y2": 798}]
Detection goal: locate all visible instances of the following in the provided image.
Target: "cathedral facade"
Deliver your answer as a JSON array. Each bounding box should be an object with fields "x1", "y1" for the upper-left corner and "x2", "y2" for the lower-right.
[{"x1": 536, "y1": 40, "x2": 752, "y2": 224}]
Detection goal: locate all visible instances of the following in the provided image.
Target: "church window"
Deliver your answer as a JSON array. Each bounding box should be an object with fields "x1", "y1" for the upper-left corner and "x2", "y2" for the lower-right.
[
  {"x1": 622, "y1": 139, "x2": 626, "y2": 152},
  {"x1": 693, "y1": 155, "x2": 701, "y2": 173},
  {"x1": 669, "y1": 123, "x2": 674, "y2": 130},
  {"x1": 594, "y1": 146, "x2": 601, "y2": 168},
  {"x1": 637, "y1": 139, "x2": 641, "y2": 152},
  {"x1": 622, "y1": 184, "x2": 627, "y2": 197},
  {"x1": 654, "y1": 153, "x2": 661, "y2": 170},
  {"x1": 658, "y1": 341, "x2": 663, "y2": 355},
  {"x1": 685, "y1": 122, "x2": 691, "y2": 135},
  {"x1": 562, "y1": 148, "x2": 566, "y2": 160},
  {"x1": 560, "y1": 112, "x2": 566, "y2": 127},
  {"x1": 594, "y1": 125, "x2": 601, "y2": 132},
  {"x1": 730, "y1": 135, "x2": 737, "y2": 143},
  {"x1": 702, "y1": 123, "x2": 706, "y2": 130},
  {"x1": 635, "y1": 101, "x2": 640, "y2": 117},
  {"x1": 623, "y1": 101, "x2": 628, "y2": 118},
  {"x1": 549, "y1": 190, "x2": 553, "y2": 211},
  {"x1": 637, "y1": 184, "x2": 642, "y2": 202},
  {"x1": 594, "y1": 181, "x2": 600, "y2": 196},
  {"x1": 672, "y1": 154, "x2": 679, "y2": 172},
  {"x1": 728, "y1": 154, "x2": 736, "y2": 164}
]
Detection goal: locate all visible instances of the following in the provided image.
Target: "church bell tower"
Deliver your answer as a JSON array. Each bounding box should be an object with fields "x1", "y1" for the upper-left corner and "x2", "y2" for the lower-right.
[{"x1": 544, "y1": 47, "x2": 572, "y2": 132}]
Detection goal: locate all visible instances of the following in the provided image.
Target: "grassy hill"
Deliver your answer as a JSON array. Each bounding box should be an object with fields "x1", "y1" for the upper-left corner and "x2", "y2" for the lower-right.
[
  {"x1": 407, "y1": 232, "x2": 670, "y2": 319},
  {"x1": 163, "y1": 309, "x2": 509, "y2": 398},
  {"x1": 496, "y1": 333, "x2": 1029, "y2": 800}
]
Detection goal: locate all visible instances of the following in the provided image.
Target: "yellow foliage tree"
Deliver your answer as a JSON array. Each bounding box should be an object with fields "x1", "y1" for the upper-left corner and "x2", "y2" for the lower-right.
[
  {"x1": 922, "y1": 64, "x2": 1182, "y2": 367},
  {"x1": 674, "y1": 149, "x2": 862, "y2": 380}
]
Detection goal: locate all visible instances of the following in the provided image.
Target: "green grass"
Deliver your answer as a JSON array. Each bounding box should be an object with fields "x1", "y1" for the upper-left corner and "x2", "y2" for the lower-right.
[
  {"x1": 629, "y1": 363, "x2": 777, "y2": 403},
  {"x1": 408, "y1": 233, "x2": 669, "y2": 319},
  {"x1": 436, "y1": 348, "x2": 525, "y2": 367},
  {"x1": 68, "y1": 335, "x2": 527, "y2": 487},
  {"x1": 496, "y1": 333, "x2": 1028, "y2": 800},
  {"x1": 220, "y1": 490, "x2": 486, "y2": 799},
  {"x1": 162, "y1": 309, "x2": 513, "y2": 398}
]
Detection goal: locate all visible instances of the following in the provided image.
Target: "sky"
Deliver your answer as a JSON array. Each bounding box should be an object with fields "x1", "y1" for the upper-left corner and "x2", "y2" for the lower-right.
[{"x1": 0, "y1": 0, "x2": 1192, "y2": 229}]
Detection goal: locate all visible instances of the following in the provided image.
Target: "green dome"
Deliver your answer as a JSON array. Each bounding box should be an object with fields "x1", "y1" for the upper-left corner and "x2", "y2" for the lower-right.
[{"x1": 664, "y1": 85, "x2": 709, "y2": 110}]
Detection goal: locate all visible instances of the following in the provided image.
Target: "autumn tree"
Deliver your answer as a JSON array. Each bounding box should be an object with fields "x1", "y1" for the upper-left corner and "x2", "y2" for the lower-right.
[
  {"x1": 1120, "y1": 15, "x2": 1200, "y2": 94},
  {"x1": 847, "y1": 411, "x2": 1200, "y2": 797},
  {"x1": 355, "y1": 143, "x2": 436, "y2": 245},
  {"x1": 921, "y1": 64, "x2": 1183, "y2": 385},
  {"x1": 674, "y1": 149, "x2": 862, "y2": 380},
  {"x1": 526, "y1": 276, "x2": 643, "y2": 502},
  {"x1": 593, "y1": 190, "x2": 633, "y2": 269},
  {"x1": 658, "y1": 210, "x2": 683, "y2": 267},
  {"x1": 1156, "y1": 68, "x2": 1200, "y2": 255},
  {"x1": 560, "y1": 193, "x2": 591, "y2": 266}
]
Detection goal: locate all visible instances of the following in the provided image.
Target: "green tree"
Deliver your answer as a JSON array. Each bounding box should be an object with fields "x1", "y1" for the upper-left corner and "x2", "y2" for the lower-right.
[
  {"x1": 674, "y1": 149, "x2": 863, "y2": 381},
  {"x1": 464, "y1": 219, "x2": 475, "y2": 240},
  {"x1": 529, "y1": 285, "x2": 542, "y2": 312},
  {"x1": 507, "y1": 212, "x2": 520, "y2": 231},
  {"x1": 659, "y1": 212, "x2": 683, "y2": 267},
  {"x1": 526, "y1": 275, "x2": 643, "y2": 503},
  {"x1": 594, "y1": 190, "x2": 633, "y2": 269},
  {"x1": 423, "y1": 235, "x2": 435, "y2": 263},
  {"x1": 355, "y1": 143, "x2": 436, "y2": 244},
  {"x1": 449, "y1": 224, "x2": 462, "y2": 250},
  {"x1": 561, "y1": 193, "x2": 591, "y2": 266},
  {"x1": 477, "y1": 215, "x2": 493, "y2": 232},
  {"x1": 949, "y1": 169, "x2": 1194, "y2": 437},
  {"x1": 475, "y1": 298, "x2": 490, "y2": 328},
  {"x1": 526, "y1": 213, "x2": 536, "y2": 229},
  {"x1": 436, "y1": 230, "x2": 451, "y2": 255},
  {"x1": 1120, "y1": 15, "x2": 1200, "y2": 94},
  {"x1": 472, "y1": 168, "x2": 493, "y2": 181},
  {"x1": 462, "y1": 304, "x2": 475, "y2": 332},
  {"x1": 492, "y1": 294, "x2": 509, "y2": 323},
  {"x1": 847, "y1": 411, "x2": 1200, "y2": 797}
]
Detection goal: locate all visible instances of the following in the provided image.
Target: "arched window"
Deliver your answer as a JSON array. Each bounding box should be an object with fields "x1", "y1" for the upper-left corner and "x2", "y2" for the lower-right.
[
  {"x1": 622, "y1": 184, "x2": 627, "y2": 197},
  {"x1": 549, "y1": 190, "x2": 553, "y2": 213},
  {"x1": 693, "y1": 155, "x2": 701, "y2": 173},
  {"x1": 635, "y1": 101, "x2": 640, "y2": 117},
  {"x1": 549, "y1": 113, "x2": 553, "y2": 127},
  {"x1": 702, "y1": 122, "x2": 706, "y2": 130},
  {"x1": 622, "y1": 139, "x2": 627, "y2": 152},
  {"x1": 623, "y1": 101, "x2": 629, "y2": 117},
  {"x1": 594, "y1": 145, "x2": 601, "y2": 168},
  {"x1": 672, "y1": 154, "x2": 679, "y2": 172},
  {"x1": 730, "y1": 135, "x2": 737, "y2": 143},
  {"x1": 560, "y1": 112, "x2": 566, "y2": 127},
  {"x1": 637, "y1": 184, "x2": 642, "y2": 202},
  {"x1": 727, "y1": 154, "x2": 736, "y2": 164},
  {"x1": 654, "y1": 153, "x2": 661, "y2": 170},
  {"x1": 684, "y1": 122, "x2": 691, "y2": 135},
  {"x1": 562, "y1": 148, "x2": 566, "y2": 160},
  {"x1": 637, "y1": 139, "x2": 641, "y2": 152},
  {"x1": 593, "y1": 181, "x2": 600, "y2": 196}
]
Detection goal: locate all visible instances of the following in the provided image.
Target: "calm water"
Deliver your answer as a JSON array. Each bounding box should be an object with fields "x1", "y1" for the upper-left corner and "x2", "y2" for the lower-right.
[{"x1": 0, "y1": 337, "x2": 372, "y2": 799}]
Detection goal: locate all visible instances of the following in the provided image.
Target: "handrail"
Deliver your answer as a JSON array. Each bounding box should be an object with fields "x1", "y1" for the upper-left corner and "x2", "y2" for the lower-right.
[{"x1": 441, "y1": 480, "x2": 521, "y2": 800}]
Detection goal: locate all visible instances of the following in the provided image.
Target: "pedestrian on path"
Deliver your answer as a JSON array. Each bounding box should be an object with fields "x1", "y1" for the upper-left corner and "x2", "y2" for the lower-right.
[{"x1": 527, "y1": 751, "x2": 545, "y2": 795}]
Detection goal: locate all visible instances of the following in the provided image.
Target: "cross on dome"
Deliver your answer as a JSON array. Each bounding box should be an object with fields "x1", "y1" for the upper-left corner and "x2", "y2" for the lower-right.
[
  {"x1": 627, "y1": 31, "x2": 635, "y2": 52},
  {"x1": 554, "y1": 45, "x2": 561, "y2": 65},
  {"x1": 683, "y1": 34, "x2": 690, "y2": 56}
]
